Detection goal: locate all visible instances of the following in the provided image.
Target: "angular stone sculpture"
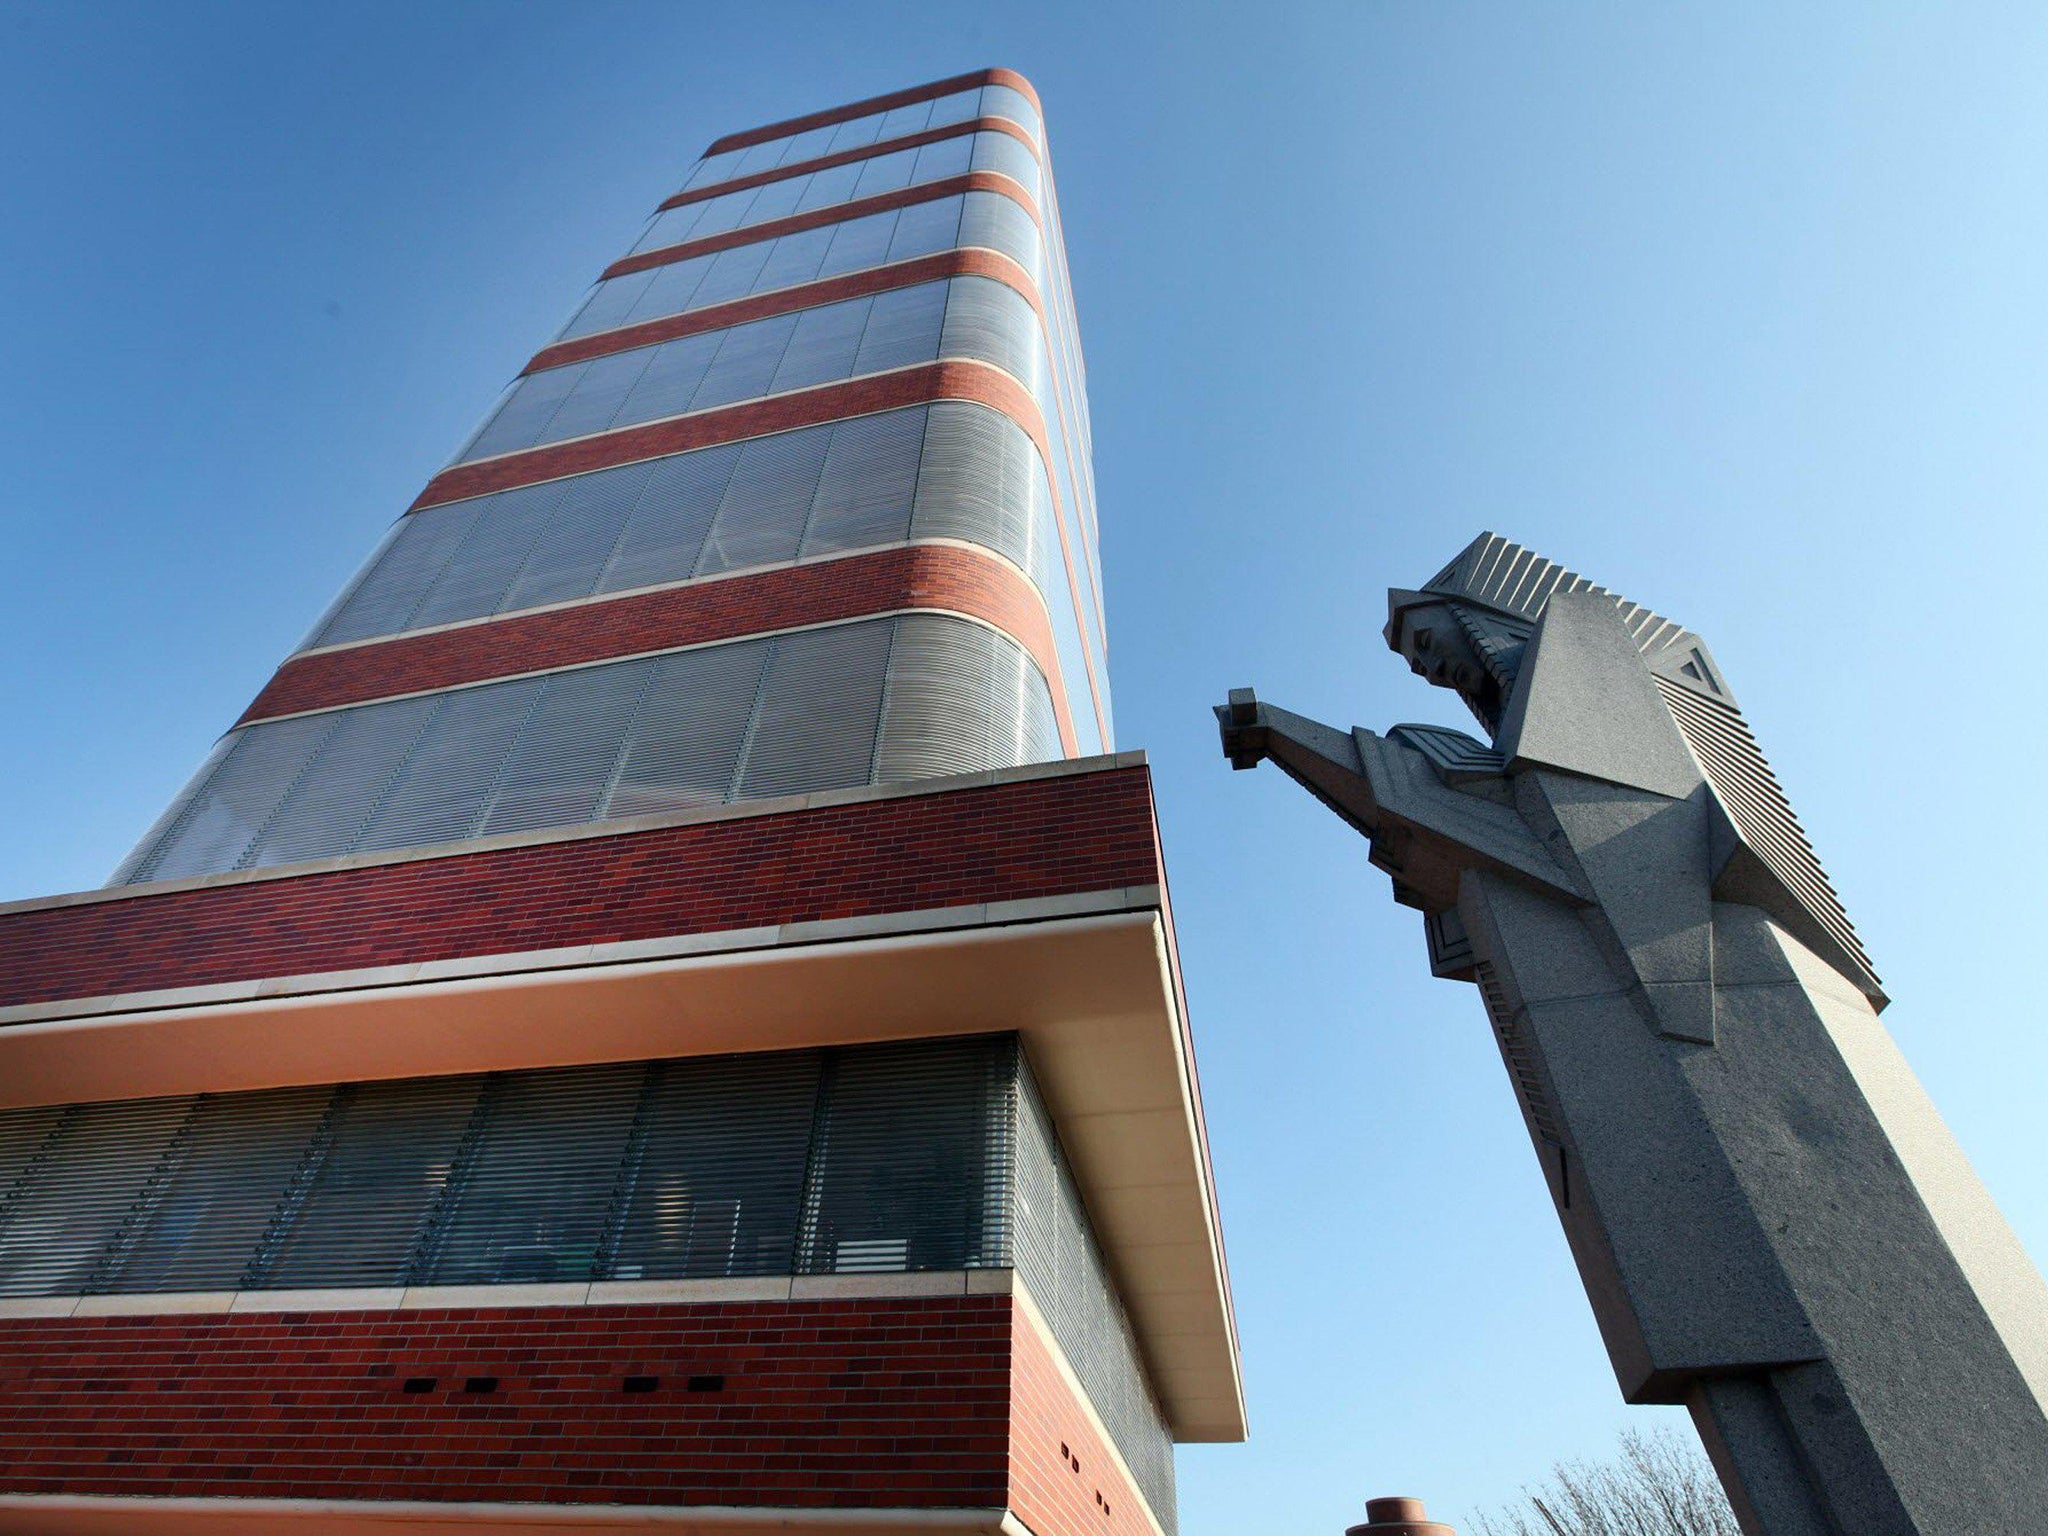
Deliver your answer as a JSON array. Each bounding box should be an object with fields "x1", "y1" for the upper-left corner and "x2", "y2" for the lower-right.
[{"x1": 1218, "y1": 533, "x2": 2048, "y2": 1535}]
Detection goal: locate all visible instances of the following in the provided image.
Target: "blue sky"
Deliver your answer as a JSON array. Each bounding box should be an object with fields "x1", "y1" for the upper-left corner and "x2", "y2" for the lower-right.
[{"x1": 4, "y1": 2, "x2": 2047, "y2": 1529}]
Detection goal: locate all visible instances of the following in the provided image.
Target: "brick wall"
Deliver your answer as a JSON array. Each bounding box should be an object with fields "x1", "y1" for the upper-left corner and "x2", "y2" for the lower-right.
[
  {"x1": 1011, "y1": 1299, "x2": 1162, "y2": 1536},
  {"x1": 243, "y1": 543, "x2": 1071, "y2": 750},
  {"x1": 0, "y1": 1296, "x2": 1010, "y2": 1507},
  {"x1": 0, "y1": 764, "x2": 1162, "y2": 1010}
]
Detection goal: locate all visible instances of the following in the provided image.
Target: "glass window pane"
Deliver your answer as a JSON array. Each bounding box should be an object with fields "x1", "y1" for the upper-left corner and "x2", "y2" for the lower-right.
[
  {"x1": 697, "y1": 424, "x2": 832, "y2": 574},
  {"x1": 688, "y1": 312, "x2": 798, "y2": 410},
  {"x1": 754, "y1": 224, "x2": 834, "y2": 292}
]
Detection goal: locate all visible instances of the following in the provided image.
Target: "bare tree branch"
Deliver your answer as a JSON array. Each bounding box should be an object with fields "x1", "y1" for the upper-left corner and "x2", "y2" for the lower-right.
[{"x1": 1467, "y1": 1428, "x2": 1738, "y2": 1536}]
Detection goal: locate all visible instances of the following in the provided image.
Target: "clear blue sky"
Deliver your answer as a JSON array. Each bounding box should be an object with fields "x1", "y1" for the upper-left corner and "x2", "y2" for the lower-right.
[{"x1": 4, "y1": 2, "x2": 2046, "y2": 1529}]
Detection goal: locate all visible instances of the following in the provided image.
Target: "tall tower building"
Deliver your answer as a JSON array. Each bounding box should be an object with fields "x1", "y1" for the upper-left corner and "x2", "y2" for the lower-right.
[{"x1": 0, "y1": 68, "x2": 1240, "y2": 1536}]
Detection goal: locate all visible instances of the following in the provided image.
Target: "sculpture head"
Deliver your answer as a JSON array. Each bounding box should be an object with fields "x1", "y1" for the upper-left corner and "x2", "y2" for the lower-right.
[
  {"x1": 1378, "y1": 531, "x2": 1882, "y2": 1005},
  {"x1": 1384, "y1": 589, "x2": 1515, "y2": 733},
  {"x1": 1383, "y1": 596, "x2": 1506, "y2": 731}
]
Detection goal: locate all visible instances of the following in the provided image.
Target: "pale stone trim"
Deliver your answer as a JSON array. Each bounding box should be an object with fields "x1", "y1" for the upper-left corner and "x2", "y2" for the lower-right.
[{"x1": 0, "y1": 1269, "x2": 1007, "y2": 1321}]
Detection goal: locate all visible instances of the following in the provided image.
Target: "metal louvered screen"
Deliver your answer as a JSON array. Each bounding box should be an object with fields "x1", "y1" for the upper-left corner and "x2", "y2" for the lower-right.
[
  {"x1": 0, "y1": 1036, "x2": 1018, "y2": 1296},
  {"x1": 121, "y1": 612, "x2": 1060, "y2": 884},
  {"x1": 0, "y1": 1097, "x2": 194, "y2": 1297},
  {"x1": 958, "y1": 190, "x2": 1044, "y2": 281},
  {"x1": 309, "y1": 399, "x2": 1066, "y2": 652},
  {"x1": 631, "y1": 132, "x2": 1024, "y2": 261},
  {"x1": 875, "y1": 615, "x2": 1061, "y2": 782},
  {"x1": 940, "y1": 276, "x2": 1042, "y2": 395},
  {"x1": 100, "y1": 1085, "x2": 336, "y2": 1293},
  {"x1": 607, "y1": 1051, "x2": 819, "y2": 1281},
  {"x1": 413, "y1": 1062, "x2": 644, "y2": 1286},
  {"x1": 797, "y1": 1037, "x2": 1014, "y2": 1275},
  {"x1": 458, "y1": 278, "x2": 967, "y2": 468},
  {"x1": 252, "y1": 1075, "x2": 485, "y2": 1289}
]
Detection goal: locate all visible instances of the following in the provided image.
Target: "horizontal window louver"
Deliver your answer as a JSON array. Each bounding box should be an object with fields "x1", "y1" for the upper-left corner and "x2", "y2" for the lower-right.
[
  {"x1": 876, "y1": 614, "x2": 1062, "y2": 782},
  {"x1": 798, "y1": 1036, "x2": 1014, "y2": 1275},
  {"x1": 413, "y1": 1062, "x2": 645, "y2": 1287},
  {"x1": 0, "y1": 1098, "x2": 193, "y2": 1297},
  {"x1": 0, "y1": 1037, "x2": 1016, "y2": 1295},
  {"x1": 253, "y1": 1075, "x2": 485, "y2": 1290},
  {"x1": 970, "y1": 131, "x2": 1041, "y2": 202},
  {"x1": 634, "y1": 132, "x2": 1026, "y2": 259},
  {"x1": 958, "y1": 189, "x2": 1043, "y2": 281},
  {"x1": 940, "y1": 276, "x2": 1043, "y2": 404},
  {"x1": 117, "y1": 613, "x2": 1059, "y2": 884},
  {"x1": 677, "y1": 83, "x2": 1038, "y2": 197},
  {"x1": 459, "y1": 276, "x2": 986, "y2": 467},
  {"x1": 101, "y1": 1086, "x2": 336, "y2": 1294},
  {"x1": 296, "y1": 405, "x2": 1089, "y2": 754},
  {"x1": 0, "y1": 1039, "x2": 1164, "y2": 1520},
  {"x1": 606, "y1": 1052, "x2": 819, "y2": 1282}
]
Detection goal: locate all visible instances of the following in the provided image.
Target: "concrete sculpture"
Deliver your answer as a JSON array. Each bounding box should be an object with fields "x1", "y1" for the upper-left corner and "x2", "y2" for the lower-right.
[{"x1": 1218, "y1": 533, "x2": 2048, "y2": 1535}]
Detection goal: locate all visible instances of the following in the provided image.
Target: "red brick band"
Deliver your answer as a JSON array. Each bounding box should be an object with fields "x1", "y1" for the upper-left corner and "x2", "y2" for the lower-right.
[
  {"x1": 604, "y1": 172, "x2": 1041, "y2": 282},
  {"x1": 411, "y1": 359, "x2": 1047, "y2": 512},
  {"x1": 663, "y1": 117, "x2": 1037, "y2": 212},
  {"x1": 528, "y1": 247, "x2": 1042, "y2": 375},
  {"x1": 242, "y1": 543, "x2": 1078, "y2": 758},
  {"x1": 0, "y1": 1296, "x2": 1011, "y2": 1508},
  {"x1": 1012, "y1": 1303, "x2": 1160, "y2": 1536},
  {"x1": 705, "y1": 68, "x2": 1041, "y2": 157},
  {"x1": 0, "y1": 765, "x2": 1161, "y2": 1009}
]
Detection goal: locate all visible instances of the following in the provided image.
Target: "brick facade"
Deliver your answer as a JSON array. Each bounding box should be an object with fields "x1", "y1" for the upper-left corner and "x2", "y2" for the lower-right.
[
  {"x1": 0, "y1": 764, "x2": 1162, "y2": 1012},
  {"x1": 241, "y1": 543, "x2": 1072, "y2": 750},
  {"x1": 0, "y1": 1296, "x2": 1011, "y2": 1508},
  {"x1": 1012, "y1": 1301, "x2": 1161, "y2": 1536},
  {"x1": 0, "y1": 1292, "x2": 1163, "y2": 1536}
]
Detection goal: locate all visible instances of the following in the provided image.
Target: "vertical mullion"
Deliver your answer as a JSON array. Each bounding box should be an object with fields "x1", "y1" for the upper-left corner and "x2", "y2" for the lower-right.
[
  {"x1": 82, "y1": 1098, "x2": 204, "y2": 1294},
  {"x1": 404, "y1": 1076, "x2": 503, "y2": 1286},
  {"x1": 865, "y1": 618, "x2": 902, "y2": 786},
  {"x1": 0, "y1": 1105, "x2": 79, "y2": 1243},
  {"x1": 722, "y1": 633, "x2": 784, "y2": 802},
  {"x1": 240, "y1": 1084, "x2": 349, "y2": 1289},
  {"x1": 591, "y1": 659, "x2": 666, "y2": 820},
  {"x1": 591, "y1": 1061, "x2": 664, "y2": 1281},
  {"x1": 791, "y1": 1050, "x2": 841, "y2": 1275}
]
